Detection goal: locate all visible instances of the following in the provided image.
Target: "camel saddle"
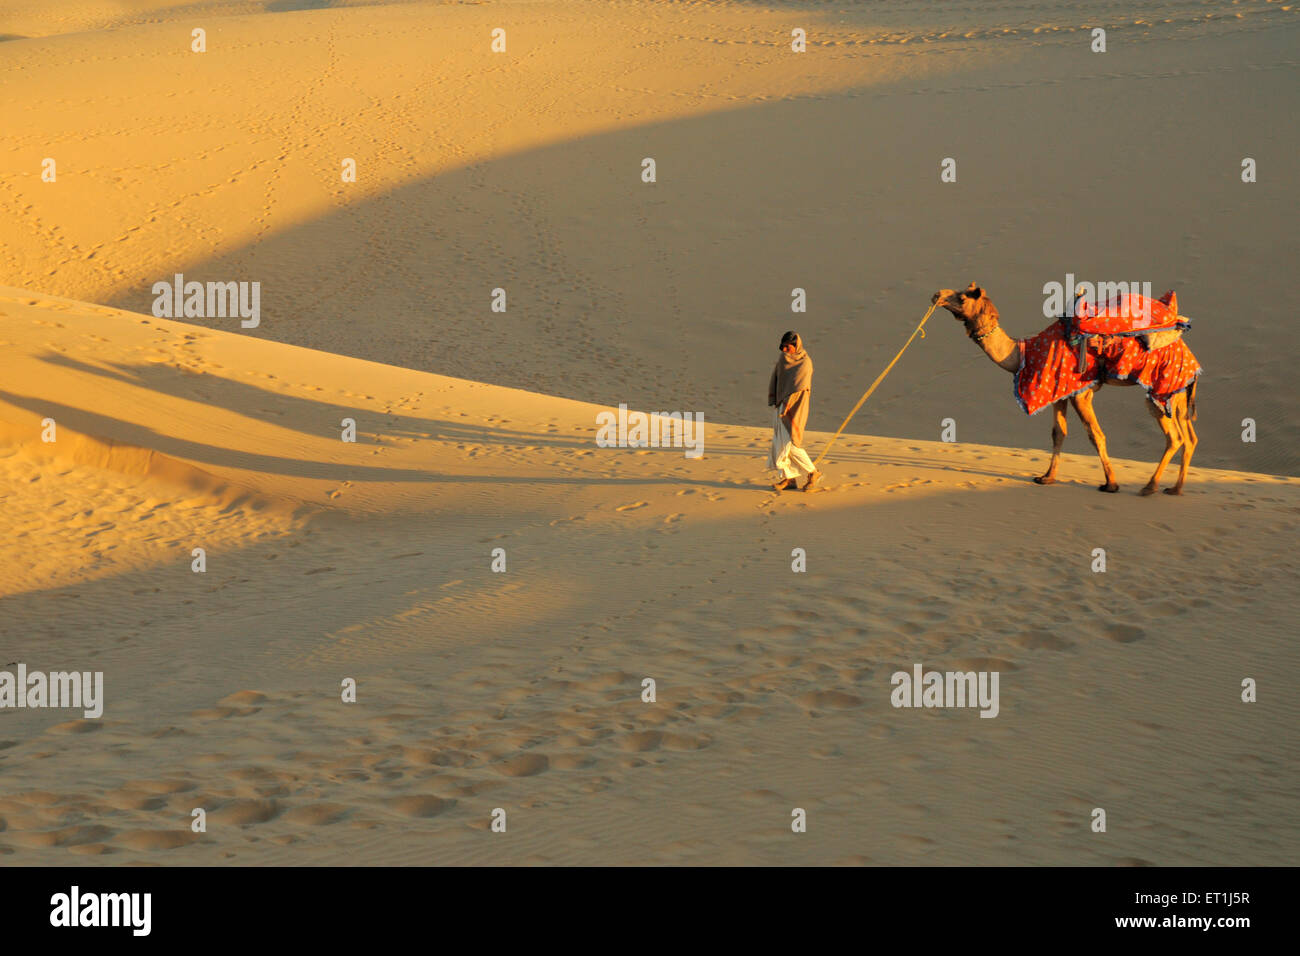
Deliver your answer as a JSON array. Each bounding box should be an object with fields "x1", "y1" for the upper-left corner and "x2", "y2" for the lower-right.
[{"x1": 1068, "y1": 289, "x2": 1191, "y2": 372}]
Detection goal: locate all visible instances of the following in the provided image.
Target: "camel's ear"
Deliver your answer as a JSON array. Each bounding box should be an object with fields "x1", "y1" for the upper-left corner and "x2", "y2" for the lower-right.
[{"x1": 965, "y1": 283, "x2": 983, "y2": 300}]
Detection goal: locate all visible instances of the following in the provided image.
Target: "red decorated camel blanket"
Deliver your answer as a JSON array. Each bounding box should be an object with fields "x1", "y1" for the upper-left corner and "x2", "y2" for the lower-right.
[{"x1": 1014, "y1": 290, "x2": 1201, "y2": 416}]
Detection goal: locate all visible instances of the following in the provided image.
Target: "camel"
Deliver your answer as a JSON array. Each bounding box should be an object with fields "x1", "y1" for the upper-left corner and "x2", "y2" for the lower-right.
[{"x1": 932, "y1": 283, "x2": 1199, "y2": 495}]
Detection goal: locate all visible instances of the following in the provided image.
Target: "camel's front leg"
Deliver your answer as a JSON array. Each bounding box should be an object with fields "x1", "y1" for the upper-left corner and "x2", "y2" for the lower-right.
[
  {"x1": 1034, "y1": 400, "x2": 1068, "y2": 484},
  {"x1": 1140, "y1": 399, "x2": 1184, "y2": 495},
  {"x1": 1069, "y1": 388, "x2": 1119, "y2": 492}
]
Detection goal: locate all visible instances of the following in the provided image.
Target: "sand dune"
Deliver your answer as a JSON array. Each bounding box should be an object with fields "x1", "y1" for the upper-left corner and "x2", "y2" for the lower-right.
[
  {"x1": 2, "y1": 0, "x2": 1296, "y2": 475},
  {"x1": 1, "y1": 0, "x2": 1297, "y2": 866},
  {"x1": 2, "y1": 288, "x2": 1296, "y2": 865}
]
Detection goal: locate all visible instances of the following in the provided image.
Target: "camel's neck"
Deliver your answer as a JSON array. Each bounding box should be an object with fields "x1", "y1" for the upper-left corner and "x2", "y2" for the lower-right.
[{"x1": 965, "y1": 314, "x2": 1020, "y2": 373}]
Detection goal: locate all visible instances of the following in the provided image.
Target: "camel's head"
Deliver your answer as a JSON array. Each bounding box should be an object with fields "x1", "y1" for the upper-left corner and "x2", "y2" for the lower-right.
[{"x1": 932, "y1": 283, "x2": 996, "y2": 325}]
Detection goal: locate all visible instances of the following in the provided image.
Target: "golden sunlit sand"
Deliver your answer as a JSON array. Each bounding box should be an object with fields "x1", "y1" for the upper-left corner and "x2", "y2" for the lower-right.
[{"x1": 1, "y1": 0, "x2": 1297, "y2": 865}]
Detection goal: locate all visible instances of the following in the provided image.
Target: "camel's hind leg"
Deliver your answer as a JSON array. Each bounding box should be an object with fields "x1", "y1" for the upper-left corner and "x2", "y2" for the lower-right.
[
  {"x1": 1035, "y1": 400, "x2": 1068, "y2": 485},
  {"x1": 1140, "y1": 398, "x2": 1184, "y2": 496},
  {"x1": 1069, "y1": 387, "x2": 1119, "y2": 492},
  {"x1": 1165, "y1": 391, "x2": 1198, "y2": 495}
]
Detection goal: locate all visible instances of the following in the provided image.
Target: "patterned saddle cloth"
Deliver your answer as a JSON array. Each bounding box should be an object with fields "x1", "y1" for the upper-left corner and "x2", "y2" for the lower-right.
[
  {"x1": 1015, "y1": 298, "x2": 1201, "y2": 417},
  {"x1": 1072, "y1": 289, "x2": 1188, "y2": 337}
]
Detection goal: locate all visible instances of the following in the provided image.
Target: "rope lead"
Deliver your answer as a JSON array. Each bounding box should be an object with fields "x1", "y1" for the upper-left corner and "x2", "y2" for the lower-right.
[{"x1": 812, "y1": 300, "x2": 940, "y2": 468}]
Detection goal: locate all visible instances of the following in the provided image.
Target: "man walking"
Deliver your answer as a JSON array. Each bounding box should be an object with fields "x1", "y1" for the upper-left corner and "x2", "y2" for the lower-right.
[{"x1": 767, "y1": 330, "x2": 821, "y2": 492}]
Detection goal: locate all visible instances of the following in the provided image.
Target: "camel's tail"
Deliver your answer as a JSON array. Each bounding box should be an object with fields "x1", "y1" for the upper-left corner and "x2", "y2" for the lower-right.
[{"x1": 1187, "y1": 378, "x2": 1198, "y2": 421}]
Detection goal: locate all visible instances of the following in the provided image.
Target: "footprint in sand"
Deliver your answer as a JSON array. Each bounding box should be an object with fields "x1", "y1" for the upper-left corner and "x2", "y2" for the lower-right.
[
  {"x1": 1103, "y1": 623, "x2": 1146, "y2": 643},
  {"x1": 615, "y1": 501, "x2": 648, "y2": 512},
  {"x1": 493, "y1": 754, "x2": 549, "y2": 777},
  {"x1": 1012, "y1": 630, "x2": 1076, "y2": 651},
  {"x1": 209, "y1": 799, "x2": 282, "y2": 825},
  {"x1": 619, "y1": 731, "x2": 663, "y2": 753},
  {"x1": 550, "y1": 754, "x2": 596, "y2": 770}
]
